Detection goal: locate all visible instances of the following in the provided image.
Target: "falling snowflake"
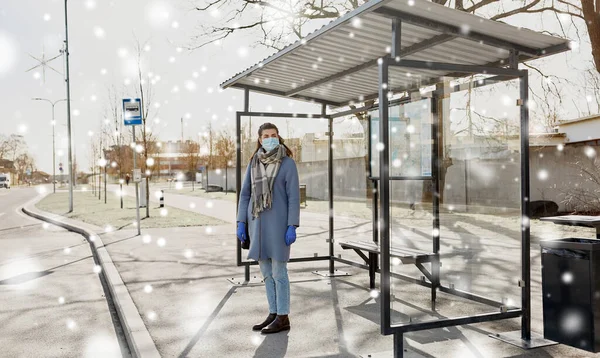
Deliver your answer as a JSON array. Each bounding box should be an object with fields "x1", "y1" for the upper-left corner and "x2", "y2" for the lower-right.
[
  {"x1": 584, "y1": 146, "x2": 596, "y2": 158},
  {"x1": 42, "y1": 223, "x2": 50, "y2": 230},
  {"x1": 157, "y1": 238, "x2": 166, "y2": 247},
  {"x1": 58, "y1": 297, "x2": 65, "y2": 304},
  {"x1": 183, "y1": 249, "x2": 194, "y2": 259},
  {"x1": 144, "y1": 285, "x2": 153, "y2": 293},
  {"x1": 562, "y1": 272, "x2": 573, "y2": 284},
  {"x1": 251, "y1": 335, "x2": 262, "y2": 346},
  {"x1": 370, "y1": 290, "x2": 379, "y2": 298},
  {"x1": 538, "y1": 170, "x2": 548, "y2": 181},
  {"x1": 189, "y1": 203, "x2": 196, "y2": 209},
  {"x1": 205, "y1": 227, "x2": 213, "y2": 234},
  {"x1": 146, "y1": 311, "x2": 157, "y2": 321},
  {"x1": 206, "y1": 201, "x2": 214, "y2": 209},
  {"x1": 66, "y1": 319, "x2": 77, "y2": 330},
  {"x1": 84, "y1": 0, "x2": 97, "y2": 9},
  {"x1": 43, "y1": 14, "x2": 51, "y2": 21},
  {"x1": 93, "y1": 265, "x2": 102, "y2": 274},
  {"x1": 93, "y1": 27, "x2": 105, "y2": 39},
  {"x1": 160, "y1": 208, "x2": 168, "y2": 217},
  {"x1": 142, "y1": 234, "x2": 152, "y2": 244},
  {"x1": 64, "y1": 247, "x2": 71, "y2": 255}
]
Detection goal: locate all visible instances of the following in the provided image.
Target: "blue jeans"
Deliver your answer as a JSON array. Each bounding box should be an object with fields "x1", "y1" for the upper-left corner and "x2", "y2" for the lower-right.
[{"x1": 259, "y1": 259, "x2": 290, "y2": 315}]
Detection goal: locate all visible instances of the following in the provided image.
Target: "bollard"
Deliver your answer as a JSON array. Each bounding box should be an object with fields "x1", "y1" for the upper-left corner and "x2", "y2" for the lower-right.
[{"x1": 160, "y1": 190, "x2": 165, "y2": 208}]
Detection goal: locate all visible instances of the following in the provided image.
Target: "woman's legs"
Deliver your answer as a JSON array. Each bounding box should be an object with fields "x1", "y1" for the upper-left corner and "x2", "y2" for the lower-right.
[
  {"x1": 258, "y1": 259, "x2": 277, "y2": 314},
  {"x1": 271, "y1": 260, "x2": 290, "y2": 315},
  {"x1": 261, "y1": 259, "x2": 291, "y2": 333}
]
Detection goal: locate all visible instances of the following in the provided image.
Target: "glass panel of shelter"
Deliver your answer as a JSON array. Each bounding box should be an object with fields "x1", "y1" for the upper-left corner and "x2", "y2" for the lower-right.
[
  {"x1": 370, "y1": 78, "x2": 522, "y2": 326},
  {"x1": 239, "y1": 115, "x2": 331, "y2": 261},
  {"x1": 332, "y1": 114, "x2": 373, "y2": 265}
]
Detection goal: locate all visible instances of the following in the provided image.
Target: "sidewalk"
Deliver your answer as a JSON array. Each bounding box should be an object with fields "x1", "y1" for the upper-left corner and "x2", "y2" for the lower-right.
[{"x1": 30, "y1": 185, "x2": 600, "y2": 357}]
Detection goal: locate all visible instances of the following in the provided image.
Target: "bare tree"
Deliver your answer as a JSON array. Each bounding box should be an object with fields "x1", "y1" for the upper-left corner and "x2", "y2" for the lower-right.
[
  {"x1": 0, "y1": 134, "x2": 26, "y2": 161},
  {"x1": 200, "y1": 120, "x2": 217, "y2": 169},
  {"x1": 563, "y1": 148, "x2": 600, "y2": 213},
  {"x1": 182, "y1": 140, "x2": 201, "y2": 178},
  {"x1": 214, "y1": 129, "x2": 236, "y2": 168}
]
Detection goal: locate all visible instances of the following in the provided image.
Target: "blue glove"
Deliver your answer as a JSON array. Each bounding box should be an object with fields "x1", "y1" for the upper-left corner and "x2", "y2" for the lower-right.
[
  {"x1": 236, "y1": 222, "x2": 246, "y2": 243},
  {"x1": 285, "y1": 226, "x2": 296, "y2": 246}
]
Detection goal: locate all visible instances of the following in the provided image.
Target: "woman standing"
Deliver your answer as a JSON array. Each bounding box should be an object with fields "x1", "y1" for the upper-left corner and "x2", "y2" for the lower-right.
[{"x1": 236, "y1": 122, "x2": 300, "y2": 334}]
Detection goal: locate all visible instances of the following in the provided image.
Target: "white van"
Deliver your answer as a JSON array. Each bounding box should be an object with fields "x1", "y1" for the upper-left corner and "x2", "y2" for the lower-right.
[{"x1": 0, "y1": 174, "x2": 10, "y2": 189}]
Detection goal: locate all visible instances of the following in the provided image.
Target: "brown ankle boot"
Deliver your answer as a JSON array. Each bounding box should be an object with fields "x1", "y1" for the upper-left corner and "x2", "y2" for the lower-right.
[
  {"x1": 252, "y1": 313, "x2": 276, "y2": 331},
  {"x1": 261, "y1": 315, "x2": 290, "y2": 334}
]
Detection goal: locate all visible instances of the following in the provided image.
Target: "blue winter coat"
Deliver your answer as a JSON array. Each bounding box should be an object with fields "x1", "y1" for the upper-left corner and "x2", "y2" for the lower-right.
[{"x1": 237, "y1": 156, "x2": 300, "y2": 262}]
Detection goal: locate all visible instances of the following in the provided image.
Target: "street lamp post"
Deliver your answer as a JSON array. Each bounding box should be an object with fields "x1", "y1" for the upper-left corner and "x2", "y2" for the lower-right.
[{"x1": 32, "y1": 98, "x2": 67, "y2": 194}]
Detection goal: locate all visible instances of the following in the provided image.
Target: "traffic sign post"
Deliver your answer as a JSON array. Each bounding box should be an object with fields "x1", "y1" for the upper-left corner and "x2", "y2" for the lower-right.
[{"x1": 124, "y1": 98, "x2": 142, "y2": 235}]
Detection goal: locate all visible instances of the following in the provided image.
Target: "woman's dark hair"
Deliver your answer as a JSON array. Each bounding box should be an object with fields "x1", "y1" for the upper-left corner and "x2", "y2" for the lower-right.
[{"x1": 251, "y1": 122, "x2": 293, "y2": 159}]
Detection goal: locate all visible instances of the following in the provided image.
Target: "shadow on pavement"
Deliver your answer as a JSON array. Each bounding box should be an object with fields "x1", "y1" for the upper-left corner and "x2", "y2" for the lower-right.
[
  {"x1": 0, "y1": 255, "x2": 93, "y2": 285},
  {"x1": 177, "y1": 286, "x2": 238, "y2": 358},
  {"x1": 253, "y1": 333, "x2": 289, "y2": 358}
]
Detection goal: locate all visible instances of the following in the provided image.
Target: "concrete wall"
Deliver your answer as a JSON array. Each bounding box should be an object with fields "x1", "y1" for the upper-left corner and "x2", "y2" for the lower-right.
[{"x1": 222, "y1": 144, "x2": 600, "y2": 212}]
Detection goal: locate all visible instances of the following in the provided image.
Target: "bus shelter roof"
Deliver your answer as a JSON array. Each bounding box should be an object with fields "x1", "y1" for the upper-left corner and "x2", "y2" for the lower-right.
[{"x1": 221, "y1": 0, "x2": 570, "y2": 108}]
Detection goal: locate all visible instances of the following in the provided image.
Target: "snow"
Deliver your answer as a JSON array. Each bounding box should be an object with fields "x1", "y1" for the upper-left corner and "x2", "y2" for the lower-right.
[
  {"x1": 93, "y1": 27, "x2": 105, "y2": 39},
  {"x1": 142, "y1": 235, "x2": 152, "y2": 244}
]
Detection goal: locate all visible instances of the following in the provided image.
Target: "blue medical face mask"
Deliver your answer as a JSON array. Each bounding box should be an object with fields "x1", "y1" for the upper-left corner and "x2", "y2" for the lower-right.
[{"x1": 262, "y1": 137, "x2": 280, "y2": 152}]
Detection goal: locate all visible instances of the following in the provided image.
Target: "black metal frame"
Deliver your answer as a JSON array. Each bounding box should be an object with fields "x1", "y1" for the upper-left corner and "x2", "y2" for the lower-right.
[{"x1": 235, "y1": 102, "x2": 336, "y2": 280}]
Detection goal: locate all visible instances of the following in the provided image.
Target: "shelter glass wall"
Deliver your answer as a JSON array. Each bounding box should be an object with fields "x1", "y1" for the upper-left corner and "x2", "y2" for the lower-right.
[
  {"x1": 332, "y1": 115, "x2": 372, "y2": 262},
  {"x1": 239, "y1": 115, "x2": 330, "y2": 260},
  {"x1": 372, "y1": 79, "x2": 523, "y2": 326}
]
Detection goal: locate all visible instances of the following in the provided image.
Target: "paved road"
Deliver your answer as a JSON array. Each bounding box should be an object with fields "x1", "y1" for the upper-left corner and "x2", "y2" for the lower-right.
[{"x1": 0, "y1": 188, "x2": 130, "y2": 358}]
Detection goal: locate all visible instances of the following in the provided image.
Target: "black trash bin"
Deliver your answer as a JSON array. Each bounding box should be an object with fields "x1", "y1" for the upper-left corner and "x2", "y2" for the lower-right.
[{"x1": 540, "y1": 238, "x2": 600, "y2": 352}]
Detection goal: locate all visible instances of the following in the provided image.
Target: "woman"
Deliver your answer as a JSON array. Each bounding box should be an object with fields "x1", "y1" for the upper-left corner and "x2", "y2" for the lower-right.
[{"x1": 236, "y1": 122, "x2": 300, "y2": 334}]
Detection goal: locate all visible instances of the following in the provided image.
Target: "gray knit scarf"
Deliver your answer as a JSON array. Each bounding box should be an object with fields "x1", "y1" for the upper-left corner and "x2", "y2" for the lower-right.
[{"x1": 251, "y1": 145, "x2": 286, "y2": 218}]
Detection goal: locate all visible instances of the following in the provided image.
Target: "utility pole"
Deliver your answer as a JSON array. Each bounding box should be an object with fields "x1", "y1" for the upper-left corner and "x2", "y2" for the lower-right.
[{"x1": 63, "y1": 0, "x2": 74, "y2": 213}]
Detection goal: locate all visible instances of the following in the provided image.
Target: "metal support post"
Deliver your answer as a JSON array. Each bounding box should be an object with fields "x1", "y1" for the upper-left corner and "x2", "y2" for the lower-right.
[
  {"x1": 235, "y1": 89, "x2": 249, "y2": 279},
  {"x1": 378, "y1": 56, "x2": 391, "y2": 334},
  {"x1": 133, "y1": 127, "x2": 141, "y2": 236},
  {"x1": 52, "y1": 110, "x2": 56, "y2": 194},
  {"x1": 394, "y1": 333, "x2": 404, "y2": 358},
  {"x1": 431, "y1": 89, "x2": 442, "y2": 311},
  {"x1": 520, "y1": 70, "x2": 531, "y2": 341},
  {"x1": 327, "y1": 104, "x2": 335, "y2": 274}
]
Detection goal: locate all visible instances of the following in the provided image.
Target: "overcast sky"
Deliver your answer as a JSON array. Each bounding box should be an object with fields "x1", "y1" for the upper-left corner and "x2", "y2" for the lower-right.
[{"x1": 0, "y1": 0, "x2": 593, "y2": 174}]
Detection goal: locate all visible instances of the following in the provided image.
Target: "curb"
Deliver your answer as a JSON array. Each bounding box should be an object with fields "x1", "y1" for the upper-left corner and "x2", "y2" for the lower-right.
[{"x1": 22, "y1": 197, "x2": 161, "y2": 358}]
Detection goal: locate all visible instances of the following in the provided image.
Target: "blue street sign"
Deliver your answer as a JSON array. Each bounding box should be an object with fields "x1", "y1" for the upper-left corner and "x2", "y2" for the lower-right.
[{"x1": 122, "y1": 98, "x2": 143, "y2": 126}]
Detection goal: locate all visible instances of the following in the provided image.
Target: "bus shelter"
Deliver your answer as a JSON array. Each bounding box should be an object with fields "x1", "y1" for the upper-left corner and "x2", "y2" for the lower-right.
[{"x1": 221, "y1": 0, "x2": 570, "y2": 356}]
